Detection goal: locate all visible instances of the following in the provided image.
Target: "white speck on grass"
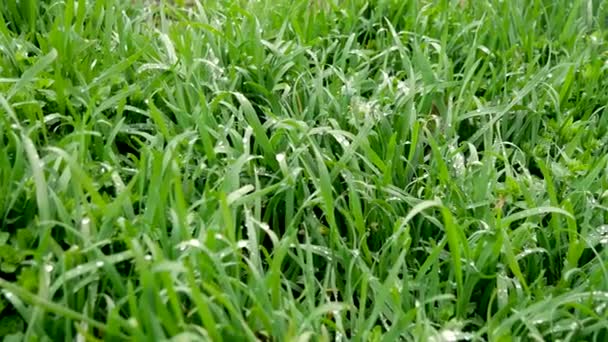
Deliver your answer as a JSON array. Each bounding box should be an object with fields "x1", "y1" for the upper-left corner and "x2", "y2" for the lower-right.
[
  {"x1": 44, "y1": 264, "x2": 54, "y2": 273},
  {"x1": 81, "y1": 217, "x2": 91, "y2": 236},
  {"x1": 590, "y1": 291, "x2": 608, "y2": 298},
  {"x1": 334, "y1": 134, "x2": 350, "y2": 147},
  {"x1": 96, "y1": 261, "x2": 104, "y2": 268},
  {"x1": 451, "y1": 148, "x2": 465, "y2": 176},
  {"x1": 397, "y1": 81, "x2": 410, "y2": 97},
  {"x1": 590, "y1": 225, "x2": 608, "y2": 245},
  {"x1": 144, "y1": 254, "x2": 153, "y2": 261},
  {"x1": 341, "y1": 78, "x2": 355, "y2": 96},
  {"x1": 3, "y1": 291, "x2": 13, "y2": 299},
  {"x1": 276, "y1": 153, "x2": 285, "y2": 163},
  {"x1": 431, "y1": 329, "x2": 474, "y2": 342},
  {"x1": 128, "y1": 318, "x2": 138, "y2": 327},
  {"x1": 178, "y1": 239, "x2": 202, "y2": 251}
]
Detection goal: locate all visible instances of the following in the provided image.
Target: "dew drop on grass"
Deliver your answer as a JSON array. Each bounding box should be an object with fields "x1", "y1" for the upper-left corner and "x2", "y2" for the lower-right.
[
  {"x1": 128, "y1": 318, "x2": 138, "y2": 328},
  {"x1": 178, "y1": 239, "x2": 202, "y2": 251}
]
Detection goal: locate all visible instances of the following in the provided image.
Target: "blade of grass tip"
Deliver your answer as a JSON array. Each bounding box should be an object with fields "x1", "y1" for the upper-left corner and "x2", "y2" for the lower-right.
[
  {"x1": 22, "y1": 135, "x2": 51, "y2": 223},
  {"x1": 536, "y1": 158, "x2": 562, "y2": 254},
  {"x1": 403, "y1": 200, "x2": 443, "y2": 226},
  {"x1": 232, "y1": 92, "x2": 276, "y2": 166},
  {"x1": 497, "y1": 220, "x2": 530, "y2": 295},
  {"x1": 425, "y1": 128, "x2": 450, "y2": 188},
  {"x1": 441, "y1": 207, "x2": 464, "y2": 317},
  {"x1": 310, "y1": 141, "x2": 338, "y2": 237},
  {"x1": 8, "y1": 49, "x2": 57, "y2": 101},
  {"x1": 148, "y1": 100, "x2": 173, "y2": 142},
  {"x1": 563, "y1": 199, "x2": 582, "y2": 274},
  {"x1": 195, "y1": 92, "x2": 217, "y2": 162},
  {"x1": 245, "y1": 208, "x2": 262, "y2": 273},
  {"x1": 219, "y1": 191, "x2": 236, "y2": 244}
]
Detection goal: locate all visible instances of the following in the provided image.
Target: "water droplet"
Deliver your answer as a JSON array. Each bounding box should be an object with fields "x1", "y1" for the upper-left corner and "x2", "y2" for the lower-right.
[
  {"x1": 128, "y1": 318, "x2": 138, "y2": 327},
  {"x1": 178, "y1": 239, "x2": 202, "y2": 251},
  {"x1": 187, "y1": 239, "x2": 201, "y2": 248}
]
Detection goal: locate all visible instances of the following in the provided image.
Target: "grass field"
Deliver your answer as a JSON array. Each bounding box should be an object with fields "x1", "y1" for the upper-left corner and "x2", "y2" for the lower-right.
[{"x1": 1, "y1": 0, "x2": 608, "y2": 340}]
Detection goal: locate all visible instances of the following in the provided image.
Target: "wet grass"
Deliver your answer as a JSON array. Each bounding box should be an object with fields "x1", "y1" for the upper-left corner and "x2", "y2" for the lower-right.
[{"x1": 1, "y1": 0, "x2": 608, "y2": 340}]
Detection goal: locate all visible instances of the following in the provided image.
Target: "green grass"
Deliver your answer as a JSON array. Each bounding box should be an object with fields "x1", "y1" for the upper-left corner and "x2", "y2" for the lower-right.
[{"x1": 1, "y1": 0, "x2": 608, "y2": 340}]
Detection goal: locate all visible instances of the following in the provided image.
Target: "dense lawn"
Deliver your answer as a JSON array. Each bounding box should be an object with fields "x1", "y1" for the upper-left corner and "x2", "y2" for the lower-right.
[{"x1": 1, "y1": 0, "x2": 608, "y2": 340}]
